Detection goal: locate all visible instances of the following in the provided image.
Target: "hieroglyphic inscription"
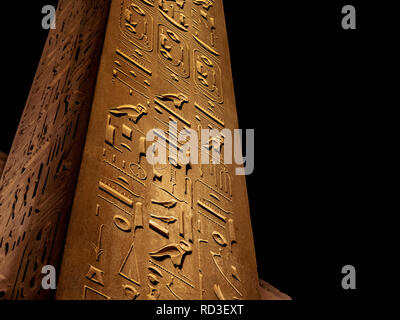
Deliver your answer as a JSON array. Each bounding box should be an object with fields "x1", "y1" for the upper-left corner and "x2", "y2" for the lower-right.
[
  {"x1": 0, "y1": 0, "x2": 111, "y2": 300},
  {"x1": 192, "y1": 0, "x2": 221, "y2": 57},
  {"x1": 158, "y1": 24, "x2": 190, "y2": 78},
  {"x1": 55, "y1": 0, "x2": 259, "y2": 300}
]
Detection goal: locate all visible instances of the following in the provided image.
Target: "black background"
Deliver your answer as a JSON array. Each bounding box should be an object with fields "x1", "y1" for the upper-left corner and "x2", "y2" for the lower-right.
[{"x1": 1, "y1": 0, "x2": 392, "y2": 302}]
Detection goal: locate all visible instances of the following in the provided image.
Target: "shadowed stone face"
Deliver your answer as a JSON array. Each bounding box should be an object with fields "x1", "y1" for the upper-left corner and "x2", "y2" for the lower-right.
[{"x1": 0, "y1": 0, "x2": 111, "y2": 300}]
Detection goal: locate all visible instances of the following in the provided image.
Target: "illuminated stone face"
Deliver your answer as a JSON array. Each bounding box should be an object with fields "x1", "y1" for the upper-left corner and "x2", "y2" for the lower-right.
[{"x1": 0, "y1": 0, "x2": 259, "y2": 300}]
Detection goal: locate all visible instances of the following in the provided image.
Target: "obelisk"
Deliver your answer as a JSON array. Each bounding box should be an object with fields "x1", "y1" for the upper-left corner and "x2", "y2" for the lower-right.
[{"x1": 0, "y1": 0, "x2": 260, "y2": 300}]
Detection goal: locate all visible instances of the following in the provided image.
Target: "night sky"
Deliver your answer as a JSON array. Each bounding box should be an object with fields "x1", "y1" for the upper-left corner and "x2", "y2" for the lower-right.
[{"x1": 1, "y1": 0, "x2": 385, "y2": 301}]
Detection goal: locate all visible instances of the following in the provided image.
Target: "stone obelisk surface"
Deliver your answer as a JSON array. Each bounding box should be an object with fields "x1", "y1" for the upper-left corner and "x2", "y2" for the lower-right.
[
  {"x1": 56, "y1": 0, "x2": 259, "y2": 300},
  {"x1": 0, "y1": 0, "x2": 111, "y2": 300},
  {"x1": 0, "y1": 0, "x2": 259, "y2": 300}
]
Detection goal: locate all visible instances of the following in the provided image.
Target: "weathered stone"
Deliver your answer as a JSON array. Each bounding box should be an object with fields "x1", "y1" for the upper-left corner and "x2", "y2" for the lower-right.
[
  {"x1": 0, "y1": 0, "x2": 110, "y2": 300},
  {"x1": 0, "y1": 0, "x2": 259, "y2": 300}
]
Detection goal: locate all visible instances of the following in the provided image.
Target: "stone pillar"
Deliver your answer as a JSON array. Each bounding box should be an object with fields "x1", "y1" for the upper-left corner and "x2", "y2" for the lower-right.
[
  {"x1": 0, "y1": 0, "x2": 111, "y2": 300},
  {"x1": 56, "y1": 0, "x2": 259, "y2": 300},
  {"x1": 0, "y1": 0, "x2": 259, "y2": 300}
]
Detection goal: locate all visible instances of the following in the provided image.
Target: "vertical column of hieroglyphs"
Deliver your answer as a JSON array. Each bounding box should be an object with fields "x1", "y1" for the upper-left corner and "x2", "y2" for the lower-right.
[
  {"x1": 56, "y1": 0, "x2": 259, "y2": 300},
  {"x1": 0, "y1": 0, "x2": 111, "y2": 300}
]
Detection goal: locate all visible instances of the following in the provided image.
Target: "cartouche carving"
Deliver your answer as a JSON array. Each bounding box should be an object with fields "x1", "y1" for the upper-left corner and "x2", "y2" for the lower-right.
[
  {"x1": 121, "y1": 0, "x2": 154, "y2": 52},
  {"x1": 193, "y1": 50, "x2": 223, "y2": 103},
  {"x1": 158, "y1": 24, "x2": 190, "y2": 78}
]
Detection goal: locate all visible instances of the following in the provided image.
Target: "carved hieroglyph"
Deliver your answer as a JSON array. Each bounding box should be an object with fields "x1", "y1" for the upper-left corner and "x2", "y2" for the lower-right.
[
  {"x1": 0, "y1": 0, "x2": 259, "y2": 300},
  {"x1": 0, "y1": 0, "x2": 111, "y2": 300},
  {"x1": 56, "y1": 0, "x2": 259, "y2": 300}
]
